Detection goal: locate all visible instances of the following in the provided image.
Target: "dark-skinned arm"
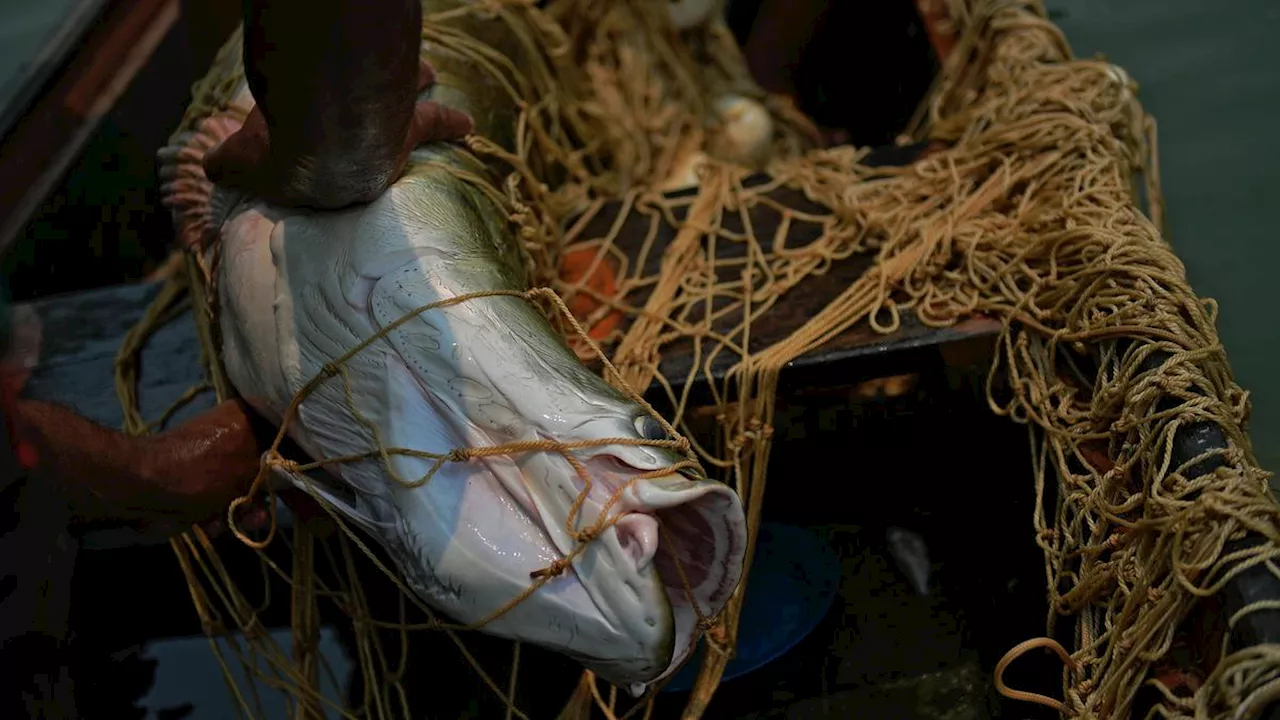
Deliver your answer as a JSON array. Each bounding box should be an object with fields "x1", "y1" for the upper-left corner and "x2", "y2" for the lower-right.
[
  {"x1": 5, "y1": 0, "x2": 462, "y2": 532},
  {"x1": 10, "y1": 398, "x2": 270, "y2": 531},
  {"x1": 203, "y1": 0, "x2": 474, "y2": 209}
]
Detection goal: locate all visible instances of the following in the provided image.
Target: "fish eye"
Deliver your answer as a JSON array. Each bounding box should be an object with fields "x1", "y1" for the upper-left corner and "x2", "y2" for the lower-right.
[{"x1": 634, "y1": 415, "x2": 669, "y2": 442}]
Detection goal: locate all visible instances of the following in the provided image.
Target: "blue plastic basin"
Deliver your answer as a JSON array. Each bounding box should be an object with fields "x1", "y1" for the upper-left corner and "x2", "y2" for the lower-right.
[{"x1": 661, "y1": 522, "x2": 841, "y2": 693}]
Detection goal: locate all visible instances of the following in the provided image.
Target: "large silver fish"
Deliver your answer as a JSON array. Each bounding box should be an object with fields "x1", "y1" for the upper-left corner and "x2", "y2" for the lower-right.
[{"x1": 158, "y1": 0, "x2": 747, "y2": 693}]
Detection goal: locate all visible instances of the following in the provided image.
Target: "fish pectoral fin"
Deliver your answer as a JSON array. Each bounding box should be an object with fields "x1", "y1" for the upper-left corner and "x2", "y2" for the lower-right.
[{"x1": 273, "y1": 465, "x2": 392, "y2": 531}]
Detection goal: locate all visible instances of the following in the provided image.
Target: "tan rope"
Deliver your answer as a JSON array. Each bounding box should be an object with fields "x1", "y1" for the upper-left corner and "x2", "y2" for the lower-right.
[
  {"x1": 114, "y1": 0, "x2": 1280, "y2": 718},
  {"x1": 994, "y1": 637, "x2": 1078, "y2": 713}
]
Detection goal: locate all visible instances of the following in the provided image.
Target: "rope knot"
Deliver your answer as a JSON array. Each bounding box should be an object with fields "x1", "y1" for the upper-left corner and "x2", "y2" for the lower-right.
[
  {"x1": 242, "y1": 617, "x2": 268, "y2": 641},
  {"x1": 274, "y1": 458, "x2": 302, "y2": 473},
  {"x1": 698, "y1": 618, "x2": 732, "y2": 655},
  {"x1": 447, "y1": 448, "x2": 473, "y2": 462},
  {"x1": 704, "y1": 632, "x2": 732, "y2": 658},
  {"x1": 531, "y1": 558, "x2": 571, "y2": 579}
]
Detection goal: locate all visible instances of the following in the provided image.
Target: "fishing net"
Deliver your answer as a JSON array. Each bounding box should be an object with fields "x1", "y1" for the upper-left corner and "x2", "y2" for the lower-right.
[{"x1": 111, "y1": 0, "x2": 1280, "y2": 718}]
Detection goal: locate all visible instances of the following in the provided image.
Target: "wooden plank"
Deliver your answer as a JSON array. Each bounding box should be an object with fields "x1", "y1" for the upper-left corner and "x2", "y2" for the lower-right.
[
  {"x1": 0, "y1": 0, "x2": 110, "y2": 140},
  {"x1": 579, "y1": 146, "x2": 1000, "y2": 397},
  {"x1": 0, "y1": 0, "x2": 181, "y2": 255}
]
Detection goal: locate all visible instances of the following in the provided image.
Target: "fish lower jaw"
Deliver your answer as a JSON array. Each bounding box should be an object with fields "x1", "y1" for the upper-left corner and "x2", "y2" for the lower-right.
[
  {"x1": 630, "y1": 483, "x2": 749, "y2": 689},
  {"x1": 574, "y1": 522, "x2": 674, "y2": 637},
  {"x1": 572, "y1": 492, "x2": 746, "y2": 691},
  {"x1": 508, "y1": 456, "x2": 747, "y2": 688}
]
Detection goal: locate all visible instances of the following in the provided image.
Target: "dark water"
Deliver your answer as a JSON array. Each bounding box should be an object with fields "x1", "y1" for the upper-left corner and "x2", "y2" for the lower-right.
[{"x1": 1045, "y1": 0, "x2": 1280, "y2": 479}]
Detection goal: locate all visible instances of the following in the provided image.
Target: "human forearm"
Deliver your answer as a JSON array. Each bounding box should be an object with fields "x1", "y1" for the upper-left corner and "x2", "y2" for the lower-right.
[{"x1": 11, "y1": 398, "x2": 268, "y2": 526}]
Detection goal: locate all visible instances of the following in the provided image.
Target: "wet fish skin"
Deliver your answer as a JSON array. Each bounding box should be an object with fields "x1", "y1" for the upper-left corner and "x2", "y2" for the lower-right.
[{"x1": 161, "y1": 1, "x2": 749, "y2": 691}]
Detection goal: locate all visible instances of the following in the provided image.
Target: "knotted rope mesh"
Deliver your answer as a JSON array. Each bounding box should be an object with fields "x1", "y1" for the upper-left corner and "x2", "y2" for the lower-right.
[{"x1": 112, "y1": 0, "x2": 1280, "y2": 718}]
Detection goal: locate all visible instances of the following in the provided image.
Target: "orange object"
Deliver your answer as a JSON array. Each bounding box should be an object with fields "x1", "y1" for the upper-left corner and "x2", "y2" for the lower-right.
[{"x1": 560, "y1": 246, "x2": 624, "y2": 342}]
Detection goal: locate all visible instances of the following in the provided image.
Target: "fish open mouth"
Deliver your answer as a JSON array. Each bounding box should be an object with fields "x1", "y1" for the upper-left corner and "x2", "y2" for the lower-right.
[
  {"x1": 634, "y1": 474, "x2": 745, "y2": 685},
  {"x1": 649, "y1": 481, "x2": 732, "y2": 604},
  {"x1": 510, "y1": 451, "x2": 746, "y2": 690},
  {"x1": 470, "y1": 435, "x2": 747, "y2": 689}
]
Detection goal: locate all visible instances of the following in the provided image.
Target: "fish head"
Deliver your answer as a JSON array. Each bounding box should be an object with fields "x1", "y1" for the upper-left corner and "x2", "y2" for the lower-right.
[
  {"x1": 364, "y1": 282, "x2": 748, "y2": 694},
  {"x1": 156, "y1": 45, "x2": 748, "y2": 698},
  {"x1": 223, "y1": 157, "x2": 751, "y2": 694}
]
